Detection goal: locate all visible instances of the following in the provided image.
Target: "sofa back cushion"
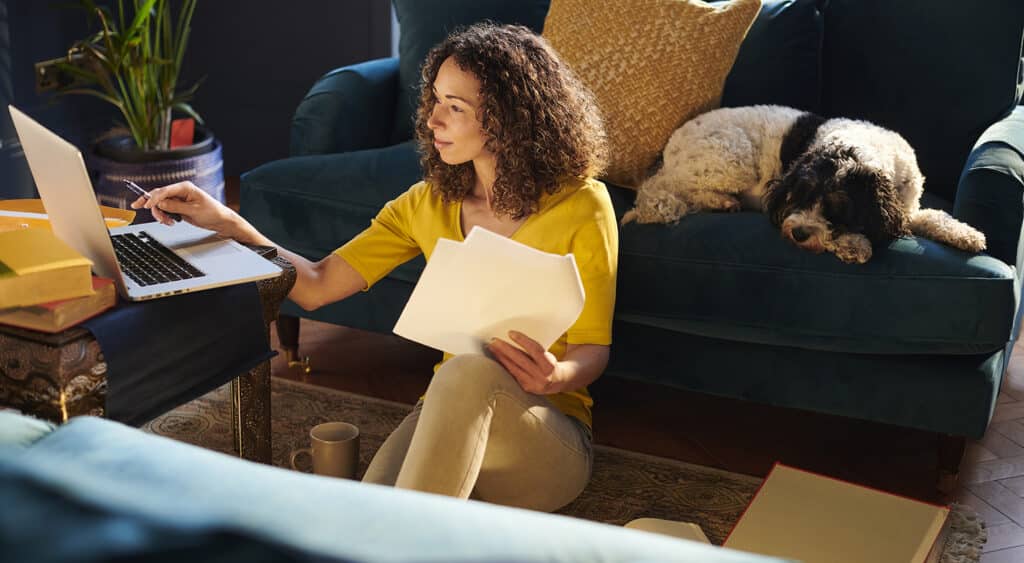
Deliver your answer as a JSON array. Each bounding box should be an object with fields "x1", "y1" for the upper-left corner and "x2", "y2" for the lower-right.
[
  {"x1": 718, "y1": 0, "x2": 824, "y2": 113},
  {"x1": 390, "y1": 0, "x2": 551, "y2": 144},
  {"x1": 821, "y1": 0, "x2": 1024, "y2": 201}
]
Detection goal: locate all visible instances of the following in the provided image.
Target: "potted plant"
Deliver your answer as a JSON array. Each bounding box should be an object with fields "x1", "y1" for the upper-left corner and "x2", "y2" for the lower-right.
[{"x1": 42, "y1": 0, "x2": 223, "y2": 221}]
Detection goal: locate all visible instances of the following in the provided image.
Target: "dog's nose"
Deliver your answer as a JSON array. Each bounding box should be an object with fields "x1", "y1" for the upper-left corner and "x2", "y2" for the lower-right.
[{"x1": 791, "y1": 226, "x2": 811, "y2": 243}]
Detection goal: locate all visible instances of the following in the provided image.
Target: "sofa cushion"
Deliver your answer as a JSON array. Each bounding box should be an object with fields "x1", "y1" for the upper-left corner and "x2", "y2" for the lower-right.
[
  {"x1": 543, "y1": 0, "x2": 762, "y2": 188},
  {"x1": 717, "y1": 0, "x2": 824, "y2": 113},
  {"x1": 608, "y1": 186, "x2": 1017, "y2": 355},
  {"x1": 241, "y1": 142, "x2": 427, "y2": 285},
  {"x1": 821, "y1": 0, "x2": 1024, "y2": 202},
  {"x1": 0, "y1": 411, "x2": 55, "y2": 449},
  {"x1": 390, "y1": 0, "x2": 551, "y2": 144}
]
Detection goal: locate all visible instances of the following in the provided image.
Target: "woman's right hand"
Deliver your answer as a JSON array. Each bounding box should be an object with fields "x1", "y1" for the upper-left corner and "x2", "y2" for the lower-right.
[{"x1": 130, "y1": 181, "x2": 238, "y2": 237}]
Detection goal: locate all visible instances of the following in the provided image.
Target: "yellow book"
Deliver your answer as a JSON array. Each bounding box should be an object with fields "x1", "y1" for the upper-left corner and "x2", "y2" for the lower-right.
[
  {"x1": 0, "y1": 199, "x2": 133, "y2": 233},
  {"x1": 724, "y1": 463, "x2": 949, "y2": 563},
  {"x1": 0, "y1": 228, "x2": 94, "y2": 309},
  {"x1": 0, "y1": 276, "x2": 115, "y2": 333}
]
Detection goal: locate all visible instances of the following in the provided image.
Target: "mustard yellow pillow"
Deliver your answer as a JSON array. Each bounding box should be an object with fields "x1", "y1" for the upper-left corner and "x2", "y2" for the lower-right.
[{"x1": 543, "y1": 0, "x2": 762, "y2": 187}]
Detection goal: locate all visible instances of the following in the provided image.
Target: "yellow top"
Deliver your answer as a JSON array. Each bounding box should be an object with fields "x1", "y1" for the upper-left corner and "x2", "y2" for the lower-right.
[{"x1": 334, "y1": 177, "x2": 619, "y2": 428}]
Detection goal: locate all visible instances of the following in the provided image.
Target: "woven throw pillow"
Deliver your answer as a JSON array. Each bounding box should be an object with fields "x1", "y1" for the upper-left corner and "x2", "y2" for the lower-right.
[{"x1": 543, "y1": 0, "x2": 762, "y2": 188}]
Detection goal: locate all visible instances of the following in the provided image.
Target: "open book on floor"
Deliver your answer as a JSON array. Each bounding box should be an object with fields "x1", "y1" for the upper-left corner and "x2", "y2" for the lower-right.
[
  {"x1": 625, "y1": 518, "x2": 710, "y2": 544},
  {"x1": 723, "y1": 463, "x2": 949, "y2": 563}
]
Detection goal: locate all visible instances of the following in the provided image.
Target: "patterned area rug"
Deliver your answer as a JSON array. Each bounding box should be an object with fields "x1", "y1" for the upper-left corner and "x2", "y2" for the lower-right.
[{"x1": 144, "y1": 377, "x2": 986, "y2": 560}]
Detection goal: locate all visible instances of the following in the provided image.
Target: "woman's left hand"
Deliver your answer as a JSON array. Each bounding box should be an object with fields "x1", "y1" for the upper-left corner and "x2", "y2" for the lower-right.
[{"x1": 487, "y1": 331, "x2": 565, "y2": 395}]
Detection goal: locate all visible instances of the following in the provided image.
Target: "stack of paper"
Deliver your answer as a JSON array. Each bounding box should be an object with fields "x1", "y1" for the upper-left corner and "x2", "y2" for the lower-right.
[{"x1": 393, "y1": 227, "x2": 585, "y2": 355}]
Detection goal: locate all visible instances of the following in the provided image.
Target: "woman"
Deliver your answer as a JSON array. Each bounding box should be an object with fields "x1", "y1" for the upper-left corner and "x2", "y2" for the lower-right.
[{"x1": 134, "y1": 23, "x2": 617, "y2": 512}]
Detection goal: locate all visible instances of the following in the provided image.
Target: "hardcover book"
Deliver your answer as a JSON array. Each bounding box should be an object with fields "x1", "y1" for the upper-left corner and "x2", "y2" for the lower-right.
[
  {"x1": 0, "y1": 228, "x2": 94, "y2": 309},
  {"x1": 0, "y1": 277, "x2": 115, "y2": 333},
  {"x1": 724, "y1": 463, "x2": 949, "y2": 563}
]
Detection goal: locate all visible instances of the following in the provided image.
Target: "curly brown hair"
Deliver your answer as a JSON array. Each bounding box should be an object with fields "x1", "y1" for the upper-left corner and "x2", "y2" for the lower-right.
[{"x1": 415, "y1": 23, "x2": 607, "y2": 220}]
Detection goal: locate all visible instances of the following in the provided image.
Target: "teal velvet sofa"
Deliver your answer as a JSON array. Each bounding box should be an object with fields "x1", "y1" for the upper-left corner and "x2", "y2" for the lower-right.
[
  {"x1": 239, "y1": 0, "x2": 1024, "y2": 491},
  {"x1": 0, "y1": 411, "x2": 784, "y2": 563}
]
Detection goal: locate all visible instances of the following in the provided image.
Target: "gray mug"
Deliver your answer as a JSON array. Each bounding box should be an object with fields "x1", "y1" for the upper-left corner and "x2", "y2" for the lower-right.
[{"x1": 290, "y1": 421, "x2": 360, "y2": 479}]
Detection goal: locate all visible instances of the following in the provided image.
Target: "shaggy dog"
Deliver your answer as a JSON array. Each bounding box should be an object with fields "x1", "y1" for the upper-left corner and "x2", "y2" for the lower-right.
[{"x1": 621, "y1": 105, "x2": 986, "y2": 263}]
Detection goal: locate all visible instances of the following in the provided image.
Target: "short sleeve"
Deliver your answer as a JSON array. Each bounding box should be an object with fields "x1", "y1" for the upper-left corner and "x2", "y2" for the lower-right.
[
  {"x1": 333, "y1": 183, "x2": 425, "y2": 289},
  {"x1": 566, "y1": 189, "x2": 618, "y2": 345}
]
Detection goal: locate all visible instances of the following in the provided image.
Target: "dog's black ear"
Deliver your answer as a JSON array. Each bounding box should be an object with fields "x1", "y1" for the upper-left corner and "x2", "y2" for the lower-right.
[
  {"x1": 762, "y1": 177, "x2": 789, "y2": 227},
  {"x1": 764, "y1": 151, "x2": 829, "y2": 227},
  {"x1": 844, "y1": 165, "x2": 909, "y2": 243}
]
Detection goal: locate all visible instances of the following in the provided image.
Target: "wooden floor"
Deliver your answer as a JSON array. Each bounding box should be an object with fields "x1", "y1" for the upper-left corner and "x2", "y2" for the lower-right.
[{"x1": 270, "y1": 319, "x2": 1024, "y2": 561}]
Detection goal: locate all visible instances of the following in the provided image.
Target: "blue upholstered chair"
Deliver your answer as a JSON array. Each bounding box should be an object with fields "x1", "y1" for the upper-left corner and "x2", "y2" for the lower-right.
[{"x1": 240, "y1": 0, "x2": 1024, "y2": 493}]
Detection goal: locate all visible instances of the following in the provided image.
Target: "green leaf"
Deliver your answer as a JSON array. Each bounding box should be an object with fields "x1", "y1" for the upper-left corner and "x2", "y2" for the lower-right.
[
  {"x1": 57, "y1": 88, "x2": 125, "y2": 109},
  {"x1": 172, "y1": 102, "x2": 204, "y2": 125},
  {"x1": 124, "y1": 0, "x2": 158, "y2": 39}
]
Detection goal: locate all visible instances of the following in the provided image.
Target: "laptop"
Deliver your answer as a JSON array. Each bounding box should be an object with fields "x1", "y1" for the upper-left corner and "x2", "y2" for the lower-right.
[{"x1": 9, "y1": 105, "x2": 281, "y2": 301}]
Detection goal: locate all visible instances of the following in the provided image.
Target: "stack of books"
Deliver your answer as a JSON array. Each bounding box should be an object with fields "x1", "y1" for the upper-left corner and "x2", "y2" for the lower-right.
[{"x1": 0, "y1": 228, "x2": 116, "y2": 333}]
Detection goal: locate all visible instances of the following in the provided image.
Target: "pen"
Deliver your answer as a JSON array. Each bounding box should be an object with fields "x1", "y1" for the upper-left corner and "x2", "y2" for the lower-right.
[{"x1": 123, "y1": 179, "x2": 182, "y2": 221}]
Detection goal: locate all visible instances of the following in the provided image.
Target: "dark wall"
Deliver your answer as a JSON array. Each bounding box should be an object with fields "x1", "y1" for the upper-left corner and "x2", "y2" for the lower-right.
[
  {"x1": 0, "y1": 1, "x2": 392, "y2": 198},
  {"x1": 180, "y1": 1, "x2": 392, "y2": 176},
  {"x1": 3, "y1": 0, "x2": 116, "y2": 199}
]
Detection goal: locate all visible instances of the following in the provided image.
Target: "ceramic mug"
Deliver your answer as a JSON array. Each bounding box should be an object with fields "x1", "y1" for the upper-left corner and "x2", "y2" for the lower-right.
[{"x1": 289, "y1": 421, "x2": 360, "y2": 479}]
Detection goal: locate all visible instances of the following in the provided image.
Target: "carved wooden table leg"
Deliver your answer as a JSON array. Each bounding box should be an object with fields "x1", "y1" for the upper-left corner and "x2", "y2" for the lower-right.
[
  {"x1": 233, "y1": 255, "x2": 296, "y2": 463},
  {"x1": 232, "y1": 361, "x2": 272, "y2": 463}
]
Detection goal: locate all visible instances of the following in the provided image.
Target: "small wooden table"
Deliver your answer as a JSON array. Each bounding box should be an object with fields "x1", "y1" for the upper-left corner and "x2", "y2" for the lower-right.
[{"x1": 0, "y1": 255, "x2": 296, "y2": 464}]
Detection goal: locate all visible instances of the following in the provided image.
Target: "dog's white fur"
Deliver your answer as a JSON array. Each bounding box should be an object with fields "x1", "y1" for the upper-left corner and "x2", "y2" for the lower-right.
[{"x1": 622, "y1": 105, "x2": 986, "y2": 263}]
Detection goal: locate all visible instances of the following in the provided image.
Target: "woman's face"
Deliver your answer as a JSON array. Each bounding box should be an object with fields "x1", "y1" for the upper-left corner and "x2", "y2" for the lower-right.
[{"x1": 428, "y1": 57, "x2": 490, "y2": 165}]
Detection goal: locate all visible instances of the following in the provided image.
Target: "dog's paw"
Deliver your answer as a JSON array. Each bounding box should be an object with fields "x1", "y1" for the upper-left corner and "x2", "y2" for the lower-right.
[
  {"x1": 626, "y1": 186, "x2": 690, "y2": 224},
  {"x1": 689, "y1": 190, "x2": 741, "y2": 213},
  {"x1": 834, "y1": 246, "x2": 871, "y2": 264},
  {"x1": 909, "y1": 209, "x2": 987, "y2": 253},
  {"x1": 717, "y1": 197, "x2": 741, "y2": 213},
  {"x1": 960, "y1": 229, "x2": 987, "y2": 253},
  {"x1": 831, "y1": 234, "x2": 872, "y2": 264}
]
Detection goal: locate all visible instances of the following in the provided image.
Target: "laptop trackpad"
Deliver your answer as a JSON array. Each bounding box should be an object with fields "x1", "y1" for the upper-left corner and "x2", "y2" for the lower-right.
[{"x1": 183, "y1": 241, "x2": 244, "y2": 263}]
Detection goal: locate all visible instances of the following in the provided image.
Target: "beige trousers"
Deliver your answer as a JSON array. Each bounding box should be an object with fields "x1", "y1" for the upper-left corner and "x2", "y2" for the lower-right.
[{"x1": 362, "y1": 354, "x2": 593, "y2": 512}]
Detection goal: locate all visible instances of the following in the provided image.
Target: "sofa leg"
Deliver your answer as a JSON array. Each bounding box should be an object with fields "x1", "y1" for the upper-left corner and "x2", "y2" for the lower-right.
[
  {"x1": 276, "y1": 315, "x2": 311, "y2": 374},
  {"x1": 937, "y1": 434, "x2": 967, "y2": 498}
]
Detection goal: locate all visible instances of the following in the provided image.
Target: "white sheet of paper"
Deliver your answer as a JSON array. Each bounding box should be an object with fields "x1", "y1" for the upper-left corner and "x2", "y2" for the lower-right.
[{"x1": 393, "y1": 227, "x2": 585, "y2": 356}]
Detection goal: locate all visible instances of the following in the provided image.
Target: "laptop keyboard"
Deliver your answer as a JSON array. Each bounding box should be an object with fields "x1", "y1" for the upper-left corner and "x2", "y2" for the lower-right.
[{"x1": 111, "y1": 231, "x2": 206, "y2": 287}]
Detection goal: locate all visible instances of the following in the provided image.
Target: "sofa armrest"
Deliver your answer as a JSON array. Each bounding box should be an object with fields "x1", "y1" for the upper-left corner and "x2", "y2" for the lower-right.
[
  {"x1": 954, "y1": 106, "x2": 1024, "y2": 267},
  {"x1": 290, "y1": 57, "x2": 400, "y2": 157},
  {"x1": 2, "y1": 416, "x2": 786, "y2": 563}
]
